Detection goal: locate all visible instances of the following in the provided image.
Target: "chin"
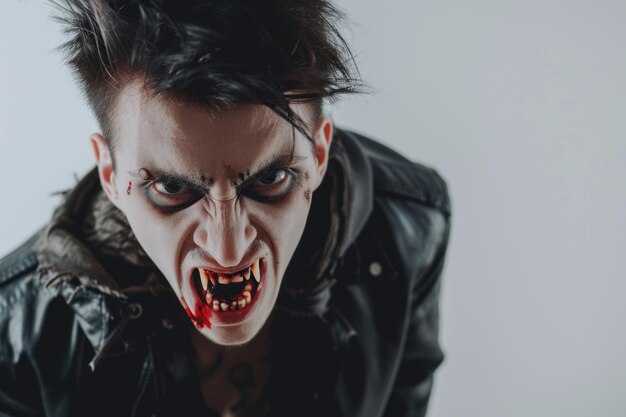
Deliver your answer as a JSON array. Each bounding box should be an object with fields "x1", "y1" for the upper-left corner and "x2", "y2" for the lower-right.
[{"x1": 196, "y1": 319, "x2": 263, "y2": 346}]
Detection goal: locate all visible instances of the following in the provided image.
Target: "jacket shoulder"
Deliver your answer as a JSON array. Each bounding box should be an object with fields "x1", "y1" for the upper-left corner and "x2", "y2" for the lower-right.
[
  {"x1": 340, "y1": 129, "x2": 451, "y2": 217},
  {"x1": 0, "y1": 229, "x2": 42, "y2": 286},
  {"x1": 0, "y1": 230, "x2": 45, "y2": 365}
]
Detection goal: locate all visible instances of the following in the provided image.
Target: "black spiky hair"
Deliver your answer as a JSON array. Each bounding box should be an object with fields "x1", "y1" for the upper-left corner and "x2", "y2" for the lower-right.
[{"x1": 51, "y1": 0, "x2": 363, "y2": 156}]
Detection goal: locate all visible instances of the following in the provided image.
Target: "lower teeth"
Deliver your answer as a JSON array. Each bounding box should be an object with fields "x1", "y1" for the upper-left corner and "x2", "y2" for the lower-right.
[
  {"x1": 212, "y1": 297, "x2": 248, "y2": 312},
  {"x1": 209, "y1": 287, "x2": 255, "y2": 312}
]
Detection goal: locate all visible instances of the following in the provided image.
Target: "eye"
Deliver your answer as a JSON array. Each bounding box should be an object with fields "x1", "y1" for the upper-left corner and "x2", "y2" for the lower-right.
[
  {"x1": 244, "y1": 168, "x2": 297, "y2": 201},
  {"x1": 144, "y1": 180, "x2": 202, "y2": 211},
  {"x1": 256, "y1": 170, "x2": 287, "y2": 186},
  {"x1": 154, "y1": 180, "x2": 186, "y2": 195}
]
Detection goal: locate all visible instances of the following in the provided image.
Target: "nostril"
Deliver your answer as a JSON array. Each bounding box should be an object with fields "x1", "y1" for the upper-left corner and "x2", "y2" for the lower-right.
[
  {"x1": 193, "y1": 228, "x2": 209, "y2": 249},
  {"x1": 244, "y1": 224, "x2": 257, "y2": 243}
]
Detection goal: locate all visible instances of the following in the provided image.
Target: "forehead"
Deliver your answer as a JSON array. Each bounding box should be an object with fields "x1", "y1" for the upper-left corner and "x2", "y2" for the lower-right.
[{"x1": 112, "y1": 80, "x2": 306, "y2": 176}]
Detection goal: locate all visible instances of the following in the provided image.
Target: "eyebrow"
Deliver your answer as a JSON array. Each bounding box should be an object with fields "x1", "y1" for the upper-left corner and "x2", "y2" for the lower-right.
[
  {"x1": 128, "y1": 151, "x2": 307, "y2": 193},
  {"x1": 127, "y1": 168, "x2": 208, "y2": 193}
]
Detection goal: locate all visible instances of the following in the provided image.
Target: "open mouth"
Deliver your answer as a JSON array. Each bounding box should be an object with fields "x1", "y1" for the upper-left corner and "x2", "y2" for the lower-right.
[{"x1": 192, "y1": 258, "x2": 264, "y2": 313}]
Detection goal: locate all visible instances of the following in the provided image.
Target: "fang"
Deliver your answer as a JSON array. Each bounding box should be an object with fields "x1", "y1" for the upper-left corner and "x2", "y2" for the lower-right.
[
  {"x1": 199, "y1": 269, "x2": 210, "y2": 290},
  {"x1": 251, "y1": 259, "x2": 260, "y2": 283}
]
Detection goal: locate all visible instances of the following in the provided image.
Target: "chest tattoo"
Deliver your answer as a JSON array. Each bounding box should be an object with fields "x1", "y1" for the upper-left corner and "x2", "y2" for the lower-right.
[{"x1": 197, "y1": 349, "x2": 272, "y2": 417}]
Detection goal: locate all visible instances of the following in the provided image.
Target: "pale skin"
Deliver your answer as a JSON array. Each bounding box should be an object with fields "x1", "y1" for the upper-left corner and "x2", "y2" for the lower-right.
[{"x1": 91, "y1": 79, "x2": 333, "y2": 349}]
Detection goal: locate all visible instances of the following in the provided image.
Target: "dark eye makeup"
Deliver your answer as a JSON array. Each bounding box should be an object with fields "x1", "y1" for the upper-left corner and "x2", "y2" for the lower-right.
[
  {"x1": 141, "y1": 178, "x2": 205, "y2": 212},
  {"x1": 137, "y1": 167, "x2": 300, "y2": 212},
  {"x1": 241, "y1": 168, "x2": 299, "y2": 202}
]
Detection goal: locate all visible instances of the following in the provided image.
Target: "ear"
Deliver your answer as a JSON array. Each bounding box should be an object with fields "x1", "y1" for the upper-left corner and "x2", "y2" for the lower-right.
[
  {"x1": 311, "y1": 115, "x2": 333, "y2": 191},
  {"x1": 90, "y1": 133, "x2": 121, "y2": 209}
]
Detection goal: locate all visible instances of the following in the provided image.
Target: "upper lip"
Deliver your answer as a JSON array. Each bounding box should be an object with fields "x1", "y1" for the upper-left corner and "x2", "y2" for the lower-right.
[{"x1": 195, "y1": 256, "x2": 262, "y2": 275}]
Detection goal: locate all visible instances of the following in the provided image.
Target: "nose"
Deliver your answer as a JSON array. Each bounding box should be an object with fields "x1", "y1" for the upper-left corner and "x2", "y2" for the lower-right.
[{"x1": 193, "y1": 198, "x2": 257, "y2": 268}]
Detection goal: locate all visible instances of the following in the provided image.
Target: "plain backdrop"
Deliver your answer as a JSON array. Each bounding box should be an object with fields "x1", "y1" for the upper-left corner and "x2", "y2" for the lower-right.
[{"x1": 1, "y1": 1, "x2": 625, "y2": 416}]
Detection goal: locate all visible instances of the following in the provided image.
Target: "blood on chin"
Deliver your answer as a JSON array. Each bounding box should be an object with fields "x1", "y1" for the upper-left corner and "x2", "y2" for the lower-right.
[
  {"x1": 181, "y1": 295, "x2": 213, "y2": 329},
  {"x1": 180, "y1": 277, "x2": 213, "y2": 330}
]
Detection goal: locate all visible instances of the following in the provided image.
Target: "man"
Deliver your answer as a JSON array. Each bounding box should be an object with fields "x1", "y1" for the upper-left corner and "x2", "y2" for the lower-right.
[{"x1": 0, "y1": 1, "x2": 451, "y2": 416}]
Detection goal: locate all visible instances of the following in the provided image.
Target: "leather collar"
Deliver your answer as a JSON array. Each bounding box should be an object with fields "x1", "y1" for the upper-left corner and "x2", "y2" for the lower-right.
[{"x1": 330, "y1": 129, "x2": 373, "y2": 257}]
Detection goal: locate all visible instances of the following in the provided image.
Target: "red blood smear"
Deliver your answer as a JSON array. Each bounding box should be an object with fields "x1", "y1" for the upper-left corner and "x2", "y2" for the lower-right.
[{"x1": 184, "y1": 300, "x2": 212, "y2": 329}]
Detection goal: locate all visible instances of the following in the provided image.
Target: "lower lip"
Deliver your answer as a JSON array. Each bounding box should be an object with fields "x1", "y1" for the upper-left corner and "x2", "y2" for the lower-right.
[{"x1": 207, "y1": 258, "x2": 267, "y2": 326}]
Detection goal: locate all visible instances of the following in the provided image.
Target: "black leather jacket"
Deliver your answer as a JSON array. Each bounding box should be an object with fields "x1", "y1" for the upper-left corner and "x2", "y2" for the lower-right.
[{"x1": 0, "y1": 129, "x2": 451, "y2": 417}]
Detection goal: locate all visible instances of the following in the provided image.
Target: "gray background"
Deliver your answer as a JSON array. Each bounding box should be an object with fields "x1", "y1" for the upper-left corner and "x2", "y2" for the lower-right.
[{"x1": 1, "y1": 1, "x2": 625, "y2": 416}]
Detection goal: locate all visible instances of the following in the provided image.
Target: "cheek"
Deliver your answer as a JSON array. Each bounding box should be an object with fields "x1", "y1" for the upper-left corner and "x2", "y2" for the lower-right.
[
  {"x1": 122, "y1": 197, "x2": 189, "y2": 275},
  {"x1": 249, "y1": 187, "x2": 311, "y2": 258}
]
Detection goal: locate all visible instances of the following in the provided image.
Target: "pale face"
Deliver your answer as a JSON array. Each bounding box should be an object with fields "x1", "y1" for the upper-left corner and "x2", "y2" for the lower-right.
[{"x1": 92, "y1": 81, "x2": 332, "y2": 346}]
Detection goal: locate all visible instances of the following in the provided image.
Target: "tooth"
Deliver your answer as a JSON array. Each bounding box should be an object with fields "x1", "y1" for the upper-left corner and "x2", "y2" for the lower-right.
[
  {"x1": 244, "y1": 283, "x2": 253, "y2": 292},
  {"x1": 218, "y1": 274, "x2": 231, "y2": 284},
  {"x1": 220, "y1": 302, "x2": 229, "y2": 312},
  {"x1": 230, "y1": 301, "x2": 237, "y2": 310},
  {"x1": 251, "y1": 259, "x2": 260, "y2": 283},
  {"x1": 212, "y1": 302, "x2": 219, "y2": 312},
  {"x1": 244, "y1": 268, "x2": 251, "y2": 280},
  {"x1": 207, "y1": 271, "x2": 217, "y2": 286},
  {"x1": 238, "y1": 298, "x2": 246, "y2": 308},
  {"x1": 205, "y1": 292, "x2": 212, "y2": 304},
  {"x1": 243, "y1": 291, "x2": 251, "y2": 303},
  {"x1": 198, "y1": 269, "x2": 209, "y2": 290},
  {"x1": 232, "y1": 274, "x2": 244, "y2": 283}
]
